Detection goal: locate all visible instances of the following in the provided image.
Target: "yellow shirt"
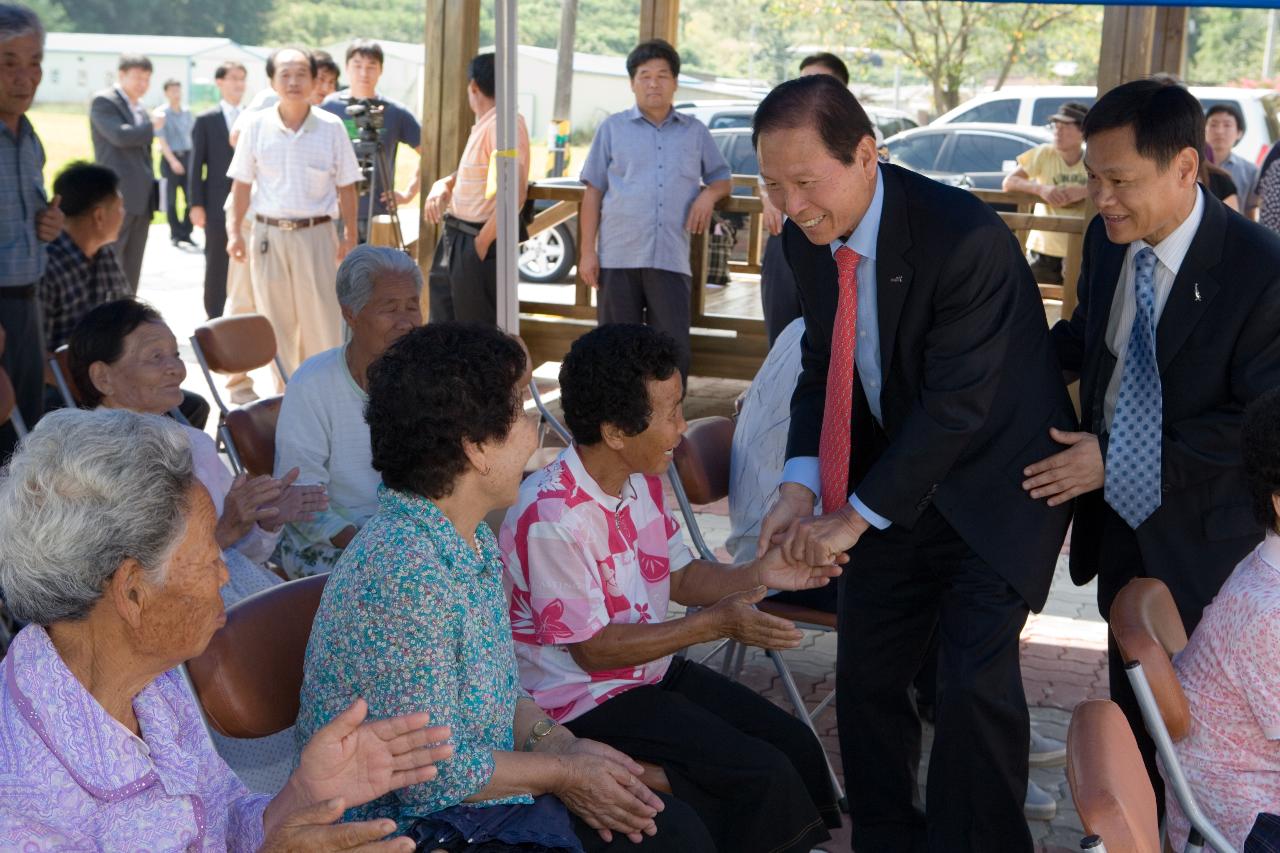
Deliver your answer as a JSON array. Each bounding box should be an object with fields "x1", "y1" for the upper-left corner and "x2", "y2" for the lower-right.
[{"x1": 1016, "y1": 143, "x2": 1087, "y2": 258}]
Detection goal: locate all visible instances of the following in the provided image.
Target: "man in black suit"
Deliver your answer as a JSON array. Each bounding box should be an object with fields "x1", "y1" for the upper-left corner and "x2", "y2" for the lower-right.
[
  {"x1": 89, "y1": 54, "x2": 159, "y2": 292},
  {"x1": 188, "y1": 60, "x2": 246, "y2": 318},
  {"x1": 1025, "y1": 78, "x2": 1280, "y2": 798},
  {"x1": 753, "y1": 75, "x2": 1075, "y2": 852}
]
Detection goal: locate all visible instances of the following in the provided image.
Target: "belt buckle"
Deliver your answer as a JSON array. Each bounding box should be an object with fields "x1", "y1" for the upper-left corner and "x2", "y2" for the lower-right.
[{"x1": 277, "y1": 219, "x2": 297, "y2": 232}]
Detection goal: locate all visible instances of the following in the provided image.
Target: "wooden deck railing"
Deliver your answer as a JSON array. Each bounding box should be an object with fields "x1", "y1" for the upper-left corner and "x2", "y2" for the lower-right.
[{"x1": 521, "y1": 177, "x2": 1088, "y2": 379}]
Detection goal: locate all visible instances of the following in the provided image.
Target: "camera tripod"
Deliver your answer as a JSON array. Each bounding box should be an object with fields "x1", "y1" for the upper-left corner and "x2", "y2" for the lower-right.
[{"x1": 346, "y1": 101, "x2": 407, "y2": 252}]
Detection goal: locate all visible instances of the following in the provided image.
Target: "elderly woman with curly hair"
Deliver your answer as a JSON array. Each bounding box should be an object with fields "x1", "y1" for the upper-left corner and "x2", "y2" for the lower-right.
[
  {"x1": 0, "y1": 407, "x2": 452, "y2": 850},
  {"x1": 500, "y1": 323, "x2": 843, "y2": 852},
  {"x1": 296, "y1": 323, "x2": 714, "y2": 853},
  {"x1": 1162, "y1": 387, "x2": 1280, "y2": 850}
]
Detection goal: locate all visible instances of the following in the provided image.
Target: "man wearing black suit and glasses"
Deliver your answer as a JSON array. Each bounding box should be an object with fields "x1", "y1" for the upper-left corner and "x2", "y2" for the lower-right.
[
  {"x1": 753, "y1": 75, "x2": 1075, "y2": 852},
  {"x1": 188, "y1": 60, "x2": 246, "y2": 319}
]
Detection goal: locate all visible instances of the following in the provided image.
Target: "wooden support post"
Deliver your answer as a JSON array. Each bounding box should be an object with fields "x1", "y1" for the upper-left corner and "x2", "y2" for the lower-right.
[
  {"x1": 1097, "y1": 5, "x2": 1187, "y2": 95},
  {"x1": 1152, "y1": 6, "x2": 1190, "y2": 78},
  {"x1": 639, "y1": 0, "x2": 680, "y2": 45},
  {"x1": 419, "y1": 0, "x2": 480, "y2": 319}
]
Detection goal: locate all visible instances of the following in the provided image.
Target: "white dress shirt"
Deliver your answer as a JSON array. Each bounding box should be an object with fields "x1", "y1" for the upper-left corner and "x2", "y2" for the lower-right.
[
  {"x1": 1102, "y1": 186, "x2": 1205, "y2": 430},
  {"x1": 219, "y1": 99, "x2": 241, "y2": 134}
]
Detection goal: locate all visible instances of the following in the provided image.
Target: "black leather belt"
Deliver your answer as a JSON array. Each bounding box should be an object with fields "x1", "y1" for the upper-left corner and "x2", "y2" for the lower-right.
[
  {"x1": 254, "y1": 214, "x2": 333, "y2": 231},
  {"x1": 444, "y1": 215, "x2": 483, "y2": 237},
  {"x1": 0, "y1": 284, "x2": 36, "y2": 300}
]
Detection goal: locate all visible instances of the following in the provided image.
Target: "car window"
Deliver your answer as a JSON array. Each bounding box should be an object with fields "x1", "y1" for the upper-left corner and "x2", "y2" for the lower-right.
[
  {"x1": 886, "y1": 132, "x2": 945, "y2": 171},
  {"x1": 1030, "y1": 96, "x2": 1097, "y2": 127},
  {"x1": 943, "y1": 133, "x2": 1034, "y2": 173},
  {"x1": 730, "y1": 134, "x2": 759, "y2": 175},
  {"x1": 951, "y1": 98, "x2": 1019, "y2": 124},
  {"x1": 708, "y1": 113, "x2": 753, "y2": 130},
  {"x1": 713, "y1": 134, "x2": 734, "y2": 162}
]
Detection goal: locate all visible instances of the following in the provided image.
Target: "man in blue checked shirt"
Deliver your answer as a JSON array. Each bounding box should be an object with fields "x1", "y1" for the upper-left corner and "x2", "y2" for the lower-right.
[
  {"x1": 578, "y1": 39, "x2": 730, "y2": 380},
  {"x1": 0, "y1": 4, "x2": 63, "y2": 459}
]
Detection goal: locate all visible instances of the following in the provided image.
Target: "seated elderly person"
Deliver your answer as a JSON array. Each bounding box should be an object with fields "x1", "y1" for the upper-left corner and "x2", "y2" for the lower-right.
[
  {"x1": 499, "y1": 323, "x2": 843, "y2": 852},
  {"x1": 1162, "y1": 387, "x2": 1280, "y2": 850},
  {"x1": 0, "y1": 407, "x2": 452, "y2": 849},
  {"x1": 68, "y1": 298, "x2": 325, "y2": 602},
  {"x1": 275, "y1": 245, "x2": 421, "y2": 577},
  {"x1": 297, "y1": 323, "x2": 715, "y2": 852}
]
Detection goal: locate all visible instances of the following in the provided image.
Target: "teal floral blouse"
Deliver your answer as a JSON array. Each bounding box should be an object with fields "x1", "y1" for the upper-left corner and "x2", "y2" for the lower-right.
[{"x1": 296, "y1": 486, "x2": 531, "y2": 829}]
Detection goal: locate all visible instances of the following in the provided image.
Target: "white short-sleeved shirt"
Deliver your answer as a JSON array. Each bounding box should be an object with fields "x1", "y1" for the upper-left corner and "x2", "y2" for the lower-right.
[
  {"x1": 499, "y1": 445, "x2": 694, "y2": 723},
  {"x1": 226, "y1": 105, "x2": 360, "y2": 219},
  {"x1": 1163, "y1": 533, "x2": 1280, "y2": 851}
]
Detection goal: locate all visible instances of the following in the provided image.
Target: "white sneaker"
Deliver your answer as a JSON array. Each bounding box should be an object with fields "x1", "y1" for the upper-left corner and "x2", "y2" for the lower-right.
[
  {"x1": 1030, "y1": 728, "x2": 1067, "y2": 768},
  {"x1": 1024, "y1": 780, "x2": 1057, "y2": 821}
]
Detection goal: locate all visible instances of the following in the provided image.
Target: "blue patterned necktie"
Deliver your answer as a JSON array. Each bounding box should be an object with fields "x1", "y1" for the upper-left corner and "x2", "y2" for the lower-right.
[{"x1": 1105, "y1": 247, "x2": 1162, "y2": 529}]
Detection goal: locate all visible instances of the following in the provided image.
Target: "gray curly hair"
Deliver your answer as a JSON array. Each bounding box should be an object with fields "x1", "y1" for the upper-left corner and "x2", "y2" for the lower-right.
[{"x1": 0, "y1": 408, "x2": 195, "y2": 625}]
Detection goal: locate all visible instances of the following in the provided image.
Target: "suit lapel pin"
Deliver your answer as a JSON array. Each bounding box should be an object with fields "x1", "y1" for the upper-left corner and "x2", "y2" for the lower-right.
[
  {"x1": 890, "y1": 275, "x2": 903, "y2": 283},
  {"x1": 1193, "y1": 282, "x2": 1202, "y2": 302}
]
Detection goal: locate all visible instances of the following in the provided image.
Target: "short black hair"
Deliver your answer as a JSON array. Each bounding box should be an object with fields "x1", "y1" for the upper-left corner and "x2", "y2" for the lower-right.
[
  {"x1": 162, "y1": 78, "x2": 180, "y2": 91},
  {"x1": 215, "y1": 60, "x2": 246, "y2": 80},
  {"x1": 366, "y1": 323, "x2": 526, "y2": 500},
  {"x1": 266, "y1": 46, "x2": 317, "y2": 80},
  {"x1": 345, "y1": 39, "x2": 383, "y2": 67},
  {"x1": 118, "y1": 54, "x2": 152, "y2": 73},
  {"x1": 1244, "y1": 389, "x2": 1280, "y2": 532},
  {"x1": 314, "y1": 50, "x2": 340, "y2": 80},
  {"x1": 559, "y1": 324, "x2": 679, "y2": 446},
  {"x1": 799, "y1": 51, "x2": 849, "y2": 86},
  {"x1": 1206, "y1": 102, "x2": 1246, "y2": 135},
  {"x1": 753, "y1": 74, "x2": 875, "y2": 165},
  {"x1": 68, "y1": 299, "x2": 163, "y2": 408},
  {"x1": 1082, "y1": 78, "x2": 1204, "y2": 170},
  {"x1": 626, "y1": 39, "x2": 680, "y2": 80},
  {"x1": 468, "y1": 52, "x2": 495, "y2": 99},
  {"x1": 52, "y1": 161, "x2": 120, "y2": 219}
]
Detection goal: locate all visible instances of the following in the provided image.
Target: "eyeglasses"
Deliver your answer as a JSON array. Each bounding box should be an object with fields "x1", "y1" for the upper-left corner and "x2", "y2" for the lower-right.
[{"x1": 1046, "y1": 120, "x2": 1080, "y2": 129}]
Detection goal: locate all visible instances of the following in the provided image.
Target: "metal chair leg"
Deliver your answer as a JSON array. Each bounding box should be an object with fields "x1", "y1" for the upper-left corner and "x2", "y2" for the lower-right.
[{"x1": 768, "y1": 648, "x2": 847, "y2": 808}]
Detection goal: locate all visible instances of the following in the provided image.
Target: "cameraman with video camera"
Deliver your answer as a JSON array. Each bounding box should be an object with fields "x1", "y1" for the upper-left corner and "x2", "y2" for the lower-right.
[{"x1": 320, "y1": 40, "x2": 421, "y2": 244}]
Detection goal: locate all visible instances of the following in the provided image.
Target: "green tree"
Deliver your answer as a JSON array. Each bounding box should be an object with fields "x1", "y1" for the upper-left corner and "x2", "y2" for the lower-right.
[
  {"x1": 1187, "y1": 7, "x2": 1270, "y2": 86},
  {"x1": 53, "y1": 0, "x2": 271, "y2": 42}
]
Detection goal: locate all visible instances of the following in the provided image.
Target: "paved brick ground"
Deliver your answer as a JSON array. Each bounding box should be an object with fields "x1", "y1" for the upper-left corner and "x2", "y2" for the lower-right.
[{"x1": 144, "y1": 231, "x2": 1106, "y2": 852}]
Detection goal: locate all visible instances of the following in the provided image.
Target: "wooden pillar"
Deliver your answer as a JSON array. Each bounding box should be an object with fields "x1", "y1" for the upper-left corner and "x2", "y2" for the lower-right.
[
  {"x1": 1097, "y1": 5, "x2": 1188, "y2": 95},
  {"x1": 639, "y1": 0, "x2": 679, "y2": 45},
  {"x1": 1153, "y1": 6, "x2": 1190, "y2": 79},
  {"x1": 418, "y1": 0, "x2": 480, "y2": 317}
]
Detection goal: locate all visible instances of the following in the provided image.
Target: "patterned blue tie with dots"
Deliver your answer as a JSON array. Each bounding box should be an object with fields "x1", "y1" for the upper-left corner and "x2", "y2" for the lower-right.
[{"x1": 1105, "y1": 246, "x2": 1162, "y2": 529}]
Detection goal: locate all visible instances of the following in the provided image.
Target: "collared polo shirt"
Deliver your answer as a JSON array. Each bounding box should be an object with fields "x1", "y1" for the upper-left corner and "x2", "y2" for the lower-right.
[
  {"x1": 446, "y1": 106, "x2": 530, "y2": 224},
  {"x1": 226, "y1": 104, "x2": 361, "y2": 219},
  {"x1": 0, "y1": 115, "x2": 48, "y2": 286},
  {"x1": 580, "y1": 105, "x2": 731, "y2": 276},
  {"x1": 158, "y1": 104, "x2": 194, "y2": 152}
]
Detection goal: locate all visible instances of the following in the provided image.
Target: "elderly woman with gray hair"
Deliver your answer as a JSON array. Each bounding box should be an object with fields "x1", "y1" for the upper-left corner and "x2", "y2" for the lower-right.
[
  {"x1": 275, "y1": 244, "x2": 422, "y2": 576},
  {"x1": 0, "y1": 407, "x2": 454, "y2": 850}
]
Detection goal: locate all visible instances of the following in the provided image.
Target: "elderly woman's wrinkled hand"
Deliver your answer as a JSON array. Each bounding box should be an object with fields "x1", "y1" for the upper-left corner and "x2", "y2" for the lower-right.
[
  {"x1": 752, "y1": 543, "x2": 845, "y2": 592},
  {"x1": 554, "y1": 745, "x2": 664, "y2": 844},
  {"x1": 259, "y1": 797, "x2": 413, "y2": 852},
  {"x1": 707, "y1": 585, "x2": 804, "y2": 651},
  {"x1": 258, "y1": 467, "x2": 329, "y2": 533},
  {"x1": 217, "y1": 473, "x2": 289, "y2": 546},
  {"x1": 288, "y1": 697, "x2": 454, "y2": 813}
]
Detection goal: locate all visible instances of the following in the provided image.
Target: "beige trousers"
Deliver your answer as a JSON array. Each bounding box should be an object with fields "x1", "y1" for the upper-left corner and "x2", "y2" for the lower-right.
[
  {"x1": 248, "y1": 220, "x2": 344, "y2": 380},
  {"x1": 224, "y1": 217, "x2": 264, "y2": 396}
]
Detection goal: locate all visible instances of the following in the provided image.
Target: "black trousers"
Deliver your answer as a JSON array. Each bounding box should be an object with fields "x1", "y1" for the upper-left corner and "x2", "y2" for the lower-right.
[
  {"x1": 202, "y1": 212, "x2": 229, "y2": 318},
  {"x1": 162, "y1": 155, "x2": 192, "y2": 241},
  {"x1": 428, "y1": 219, "x2": 496, "y2": 325},
  {"x1": 114, "y1": 211, "x2": 150, "y2": 294},
  {"x1": 0, "y1": 288, "x2": 43, "y2": 460},
  {"x1": 596, "y1": 268, "x2": 691, "y2": 380},
  {"x1": 838, "y1": 506, "x2": 1031, "y2": 853},
  {"x1": 760, "y1": 235, "x2": 801, "y2": 348},
  {"x1": 566, "y1": 657, "x2": 837, "y2": 853}
]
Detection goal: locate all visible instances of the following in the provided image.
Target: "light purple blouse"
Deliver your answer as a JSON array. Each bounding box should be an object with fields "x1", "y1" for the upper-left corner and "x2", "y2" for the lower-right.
[{"x1": 0, "y1": 625, "x2": 270, "y2": 850}]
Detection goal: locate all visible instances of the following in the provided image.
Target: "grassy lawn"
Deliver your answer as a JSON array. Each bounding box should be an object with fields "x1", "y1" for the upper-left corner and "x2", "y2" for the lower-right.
[{"x1": 27, "y1": 109, "x2": 589, "y2": 224}]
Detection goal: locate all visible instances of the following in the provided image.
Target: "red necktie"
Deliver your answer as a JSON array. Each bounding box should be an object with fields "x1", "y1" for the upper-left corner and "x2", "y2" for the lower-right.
[{"x1": 819, "y1": 246, "x2": 861, "y2": 515}]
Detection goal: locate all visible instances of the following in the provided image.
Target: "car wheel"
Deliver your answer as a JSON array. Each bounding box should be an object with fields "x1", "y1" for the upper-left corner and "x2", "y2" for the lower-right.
[{"x1": 519, "y1": 223, "x2": 576, "y2": 283}]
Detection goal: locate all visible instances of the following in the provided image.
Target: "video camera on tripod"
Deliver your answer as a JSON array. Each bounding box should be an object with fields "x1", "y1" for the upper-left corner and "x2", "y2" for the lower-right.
[{"x1": 344, "y1": 97, "x2": 405, "y2": 250}]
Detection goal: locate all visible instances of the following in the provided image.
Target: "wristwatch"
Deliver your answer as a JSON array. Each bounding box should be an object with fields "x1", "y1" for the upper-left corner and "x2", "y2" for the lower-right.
[{"x1": 523, "y1": 717, "x2": 558, "y2": 752}]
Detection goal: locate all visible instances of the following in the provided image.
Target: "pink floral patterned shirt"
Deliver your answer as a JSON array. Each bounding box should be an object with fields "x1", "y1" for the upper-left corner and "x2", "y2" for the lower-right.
[
  {"x1": 1163, "y1": 533, "x2": 1280, "y2": 851},
  {"x1": 0, "y1": 625, "x2": 270, "y2": 850},
  {"x1": 499, "y1": 445, "x2": 694, "y2": 723}
]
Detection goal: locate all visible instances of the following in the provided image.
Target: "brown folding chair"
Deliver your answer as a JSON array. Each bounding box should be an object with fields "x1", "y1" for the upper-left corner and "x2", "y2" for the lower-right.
[
  {"x1": 191, "y1": 315, "x2": 288, "y2": 473},
  {"x1": 1110, "y1": 578, "x2": 1232, "y2": 853},
  {"x1": 669, "y1": 415, "x2": 845, "y2": 809},
  {"x1": 225, "y1": 397, "x2": 283, "y2": 478},
  {"x1": 1067, "y1": 699, "x2": 1161, "y2": 853},
  {"x1": 0, "y1": 365, "x2": 25, "y2": 439}
]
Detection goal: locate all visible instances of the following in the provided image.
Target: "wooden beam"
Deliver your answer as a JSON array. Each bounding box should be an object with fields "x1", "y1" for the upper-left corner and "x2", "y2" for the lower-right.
[
  {"x1": 419, "y1": 0, "x2": 480, "y2": 318},
  {"x1": 1152, "y1": 6, "x2": 1190, "y2": 78},
  {"x1": 639, "y1": 0, "x2": 680, "y2": 46},
  {"x1": 1097, "y1": 5, "x2": 1186, "y2": 94}
]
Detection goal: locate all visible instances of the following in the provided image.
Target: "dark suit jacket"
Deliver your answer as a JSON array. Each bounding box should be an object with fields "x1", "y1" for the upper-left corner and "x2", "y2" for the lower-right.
[
  {"x1": 188, "y1": 107, "x2": 235, "y2": 225},
  {"x1": 1052, "y1": 189, "x2": 1280, "y2": 623},
  {"x1": 88, "y1": 88, "x2": 155, "y2": 216},
  {"x1": 783, "y1": 163, "x2": 1076, "y2": 611}
]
